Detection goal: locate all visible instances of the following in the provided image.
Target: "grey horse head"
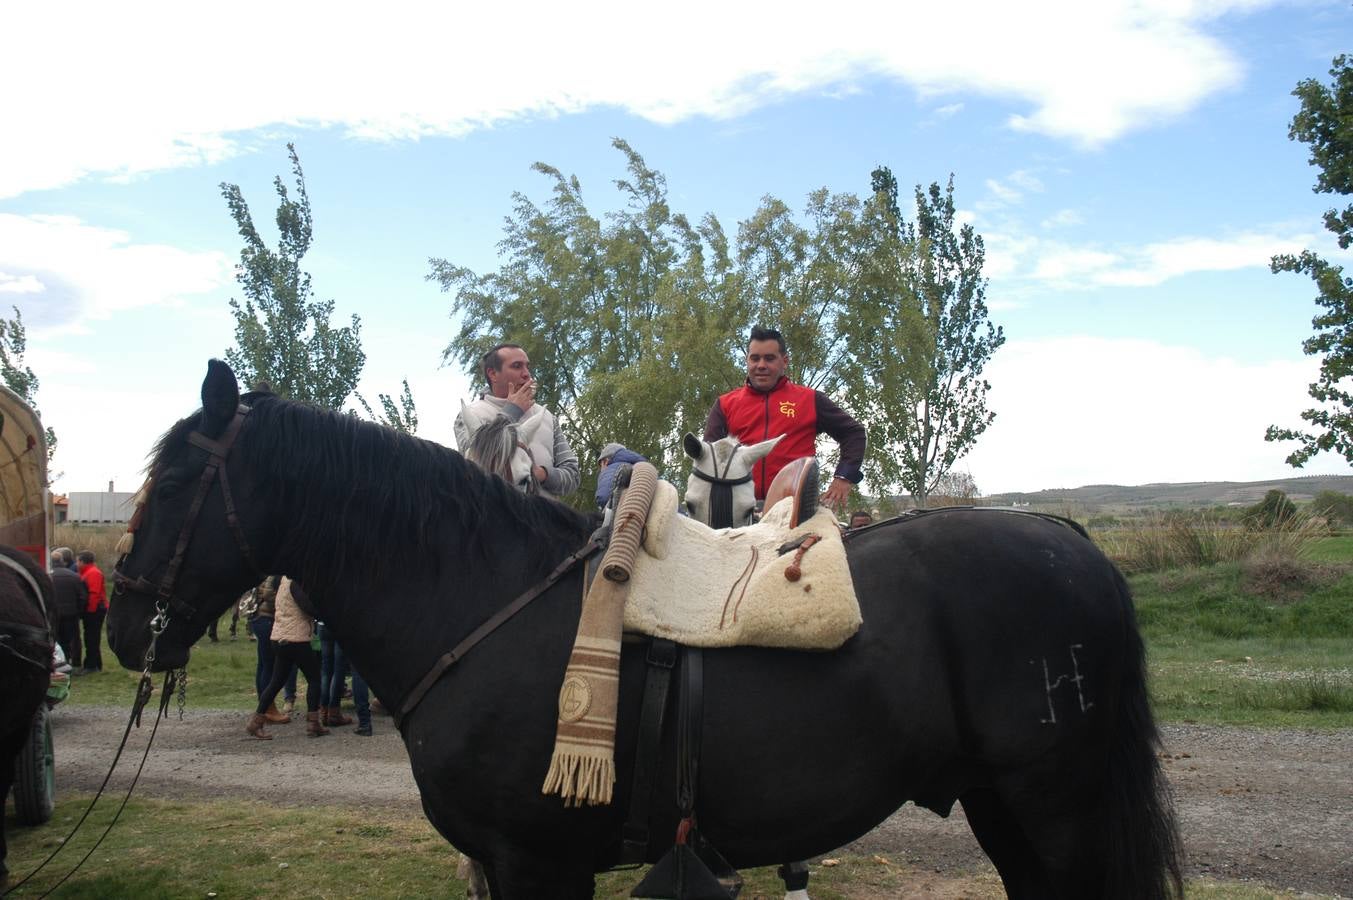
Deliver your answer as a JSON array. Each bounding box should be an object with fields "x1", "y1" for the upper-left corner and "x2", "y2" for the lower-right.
[{"x1": 682, "y1": 432, "x2": 781, "y2": 528}]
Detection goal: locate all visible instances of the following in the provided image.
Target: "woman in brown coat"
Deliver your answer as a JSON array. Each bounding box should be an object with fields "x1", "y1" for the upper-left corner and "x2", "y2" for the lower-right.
[{"x1": 245, "y1": 577, "x2": 328, "y2": 739}]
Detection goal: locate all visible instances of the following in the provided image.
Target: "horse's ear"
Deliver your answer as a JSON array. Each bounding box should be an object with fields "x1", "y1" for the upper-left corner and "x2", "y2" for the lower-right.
[
  {"x1": 682, "y1": 433, "x2": 704, "y2": 461},
  {"x1": 200, "y1": 359, "x2": 240, "y2": 437},
  {"x1": 516, "y1": 412, "x2": 545, "y2": 442},
  {"x1": 742, "y1": 434, "x2": 783, "y2": 464}
]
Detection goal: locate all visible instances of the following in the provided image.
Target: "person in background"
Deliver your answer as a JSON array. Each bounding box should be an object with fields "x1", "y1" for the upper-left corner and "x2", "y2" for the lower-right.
[
  {"x1": 594, "y1": 442, "x2": 648, "y2": 509},
  {"x1": 49, "y1": 550, "x2": 87, "y2": 667},
  {"x1": 246, "y1": 576, "x2": 328, "y2": 739},
  {"x1": 246, "y1": 576, "x2": 294, "y2": 725},
  {"x1": 848, "y1": 509, "x2": 873, "y2": 530},
  {"x1": 318, "y1": 621, "x2": 354, "y2": 728},
  {"x1": 75, "y1": 550, "x2": 107, "y2": 674},
  {"x1": 453, "y1": 343, "x2": 581, "y2": 500},
  {"x1": 705, "y1": 326, "x2": 866, "y2": 512}
]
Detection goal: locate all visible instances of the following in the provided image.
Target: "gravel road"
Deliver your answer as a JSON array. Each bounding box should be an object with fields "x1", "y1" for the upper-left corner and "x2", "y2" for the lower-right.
[{"x1": 44, "y1": 707, "x2": 1353, "y2": 897}]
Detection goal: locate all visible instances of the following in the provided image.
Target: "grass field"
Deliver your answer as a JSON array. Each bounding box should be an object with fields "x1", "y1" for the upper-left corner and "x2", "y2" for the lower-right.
[{"x1": 0, "y1": 797, "x2": 1329, "y2": 899}]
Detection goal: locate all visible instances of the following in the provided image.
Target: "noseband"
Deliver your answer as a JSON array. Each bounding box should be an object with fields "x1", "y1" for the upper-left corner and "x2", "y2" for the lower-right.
[{"x1": 114, "y1": 403, "x2": 263, "y2": 623}]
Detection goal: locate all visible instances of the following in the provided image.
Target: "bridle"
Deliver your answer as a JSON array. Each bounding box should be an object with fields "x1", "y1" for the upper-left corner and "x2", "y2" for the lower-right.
[
  {"x1": 690, "y1": 438, "x2": 753, "y2": 528},
  {"x1": 113, "y1": 402, "x2": 264, "y2": 647}
]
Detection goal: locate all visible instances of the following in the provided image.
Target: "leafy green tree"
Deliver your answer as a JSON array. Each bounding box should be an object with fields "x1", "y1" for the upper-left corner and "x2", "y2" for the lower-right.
[
  {"x1": 847, "y1": 170, "x2": 1004, "y2": 506},
  {"x1": 1267, "y1": 55, "x2": 1353, "y2": 466},
  {"x1": 430, "y1": 139, "x2": 742, "y2": 504},
  {"x1": 1245, "y1": 489, "x2": 1299, "y2": 528},
  {"x1": 432, "y1": 145, "x2": 1004, "y2": 510},
  {"x1": 356, "y1": 379, "x2": 419, "y2": 434},
  {"x1": 0, "y1": 305, "x2": 57, "y2": 463},
  {"x1": 221, "y1": 144, "x2": 365, "y2": 410}
]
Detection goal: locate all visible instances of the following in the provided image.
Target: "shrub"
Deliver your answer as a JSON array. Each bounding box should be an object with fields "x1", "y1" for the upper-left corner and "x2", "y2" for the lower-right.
[
  {"x1": 1312, "y1": 490, "x2": 1353, "y2": 526},
  {"x1": 1244, "y1": 489, "x2": 1298, "y2": 529}
]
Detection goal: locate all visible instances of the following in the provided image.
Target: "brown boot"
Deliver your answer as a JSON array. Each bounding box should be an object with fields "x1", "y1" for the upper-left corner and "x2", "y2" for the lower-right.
[
  {"x1": 264, "y1": 702, "x2": 291, "y2": 725},
  {"x1": 245, "y1": 713, "x2": 273, "y2": 740},
  {"x1": 306, "y1": 711, "x2": 330, "y2": 737},
  {"x1": 323, "y1": 705, "x2": 353, "y2": 727}
]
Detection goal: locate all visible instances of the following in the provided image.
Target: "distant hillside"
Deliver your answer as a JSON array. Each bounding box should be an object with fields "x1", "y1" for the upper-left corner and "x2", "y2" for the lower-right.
[{"x1": 983, "y1": 474, "x2": 1353, "y2": 510}]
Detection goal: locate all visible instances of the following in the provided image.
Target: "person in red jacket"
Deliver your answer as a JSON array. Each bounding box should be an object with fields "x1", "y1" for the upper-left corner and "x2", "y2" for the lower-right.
[
  {"x1": 76, "y1": 550, "x2": 108, "y2": 674},
  {"x1": 704, "y1": 326, "x2": 866, "y2": 512}
]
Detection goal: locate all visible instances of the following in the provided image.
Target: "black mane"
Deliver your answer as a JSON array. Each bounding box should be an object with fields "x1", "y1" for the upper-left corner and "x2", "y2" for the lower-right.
[{"x1": 148, "y1": 394, "x2": 597, "y2": 593}]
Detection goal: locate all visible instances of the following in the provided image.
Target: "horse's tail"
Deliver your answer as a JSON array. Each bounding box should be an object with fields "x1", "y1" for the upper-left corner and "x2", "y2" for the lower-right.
[{"x1": 1102, "y1": 568, "x2": 1184, "y2": 900}]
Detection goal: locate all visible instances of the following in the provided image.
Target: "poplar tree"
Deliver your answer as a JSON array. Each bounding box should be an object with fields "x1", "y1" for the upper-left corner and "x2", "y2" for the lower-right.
[
  {"x1": 846, "y1": 170, "x2": 1003, "y2": 506},
  {"x1": 221, "y1": 144, "x2": 365, "y2": 410}
]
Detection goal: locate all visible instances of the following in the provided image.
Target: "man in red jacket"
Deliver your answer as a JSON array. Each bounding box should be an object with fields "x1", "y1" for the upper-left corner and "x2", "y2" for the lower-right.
[
  {"x1": 76, "y1": 550, "x2": 108, "y2": 674},
  {"x1": 704, "y1": 326, "x2": 866, "y2": 512}
]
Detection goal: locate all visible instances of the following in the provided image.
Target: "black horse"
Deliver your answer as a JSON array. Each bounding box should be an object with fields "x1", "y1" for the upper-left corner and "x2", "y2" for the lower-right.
[
  {"x1": 0, "y1": 545, "x2": 55, "y2": 889},
  {"x1": 107, "y1": 361, "x2": 1182, "y2": 899}
]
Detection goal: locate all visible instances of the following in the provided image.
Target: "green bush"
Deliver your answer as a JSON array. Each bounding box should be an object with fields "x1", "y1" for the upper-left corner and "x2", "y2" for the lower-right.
[
  {"x1": 1244, "y1": 489, "x2": 1298, "y2": 529},
  {"x1": 1312, "y1": 489, "x2": 1353, "y2": 525}
]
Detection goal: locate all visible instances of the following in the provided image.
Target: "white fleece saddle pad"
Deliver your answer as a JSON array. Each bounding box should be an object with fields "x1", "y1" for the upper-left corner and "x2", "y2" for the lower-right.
[{"x1": 621, "y1": 488, "x2": 862, "y2": 650}]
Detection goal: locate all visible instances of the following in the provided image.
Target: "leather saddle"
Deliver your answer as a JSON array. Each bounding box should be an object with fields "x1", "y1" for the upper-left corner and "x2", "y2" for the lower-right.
[{"x1": 761, "y1": 457, "x2": 819, "y2": 528}]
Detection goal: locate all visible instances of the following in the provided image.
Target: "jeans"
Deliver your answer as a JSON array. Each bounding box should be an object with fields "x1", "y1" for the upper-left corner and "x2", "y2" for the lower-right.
[
  {"x1": 318, "y1": 622, "x2": 350, "y2": 708},
  {"x1": 351, "y1": 669, "x2": 371, "y2": 730},
  {"x1": 249, "y1": 615, "x2": 298, "y2": 701},
  {"x1": 81, "y1": 607, "x2": 107, "y2": 671}
]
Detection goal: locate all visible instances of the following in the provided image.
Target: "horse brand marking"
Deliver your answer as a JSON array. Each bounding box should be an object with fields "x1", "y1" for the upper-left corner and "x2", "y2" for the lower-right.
[
  {"x1": 1031, "y1": 643, "x2": 1094, "y2": 725},
  {"x1": 558, "y1": 675, "x2": 592, "y2": 723}
]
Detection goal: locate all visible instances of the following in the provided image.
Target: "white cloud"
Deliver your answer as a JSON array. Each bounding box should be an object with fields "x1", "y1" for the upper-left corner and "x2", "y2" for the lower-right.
[
  {"x1": 1040, "y1": 209, "x2": 1084, "y2": 229},
  {"x1": 1, "y1": 0, "x2": 1270, "y2": 197},
  {"x1": 933, "y1": 102, "x2": 965, "y2": 118},
  {"x1": 985, "y1": 179, "x2": 1025, "y2": 204},
  {"x1": 987, "y1": 228, "x2": 1321, "y2": 290},
  {"x1": 0, "y1": 214, "x2": 232, "y2": 329},
  {"x1": 962, "y1": 336, "x2": 1349, "y2": 494}
]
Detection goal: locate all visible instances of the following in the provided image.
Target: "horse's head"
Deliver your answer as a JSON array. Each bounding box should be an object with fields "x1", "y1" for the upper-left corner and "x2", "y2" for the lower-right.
[
  {"x1": 682, "y1": 432, "x2": 781, "y2": 528},
  {"x1": 461, "y1": 402, "x2": 544, "y2": 495},
  {"x1": 107, "y1": 360, "x2": 271, "y2": 672}
]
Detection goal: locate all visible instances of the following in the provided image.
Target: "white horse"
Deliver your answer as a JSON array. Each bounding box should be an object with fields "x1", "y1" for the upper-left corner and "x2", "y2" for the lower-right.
[
  {"x1": 459, "y1": 401, "x2": 545, "y2": 495},
  {"x1": 681, "y1": 432, "x2": 781, "y2": 528}
]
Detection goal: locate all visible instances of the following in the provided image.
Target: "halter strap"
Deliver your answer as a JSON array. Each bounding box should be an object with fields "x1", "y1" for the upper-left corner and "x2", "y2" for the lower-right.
[
  {"x1": 690, "y1": 438, "x2": 753, "y2": 487},
  {"x1": 115, "y1": 403, "x2": 261, "y2": 619}
]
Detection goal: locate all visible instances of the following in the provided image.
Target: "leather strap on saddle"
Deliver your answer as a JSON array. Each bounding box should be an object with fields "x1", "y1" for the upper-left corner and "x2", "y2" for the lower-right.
[{"x1": 761, "y1": 457, "x2": 819, "y2": 528}]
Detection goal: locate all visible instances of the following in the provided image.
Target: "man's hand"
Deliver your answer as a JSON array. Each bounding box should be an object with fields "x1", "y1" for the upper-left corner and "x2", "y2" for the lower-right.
[
  {"x1": 533, "y1": 465, "x2": 548, "y2": 485},
  {"x1": 820, "y1": 476, "x2": 851, "y2": 511},
  {"x1": 506, "y1": 378, "x2": 536, "y2": 412}
]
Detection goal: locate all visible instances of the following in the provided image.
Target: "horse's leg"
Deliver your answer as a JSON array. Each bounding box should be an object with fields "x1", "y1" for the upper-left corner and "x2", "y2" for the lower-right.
[
  {"x1": 455, "y1": 855, "x2": 491, "y2": 899},
  {"x1": 777, "y1": 860, "x2": 810, "y2": 899},
  {"x1": 960, "y1": 788, "x2": 1048, "y2": 898},
  {"x1": 482, "y1": 851, "x2": 594, "y2": 900},
  {"x1": 965, "y1": 781, "x2": 1111, "y2": 899},
  {"x1": 0, "y1": 747, "x2": 15, "y2": 888}
]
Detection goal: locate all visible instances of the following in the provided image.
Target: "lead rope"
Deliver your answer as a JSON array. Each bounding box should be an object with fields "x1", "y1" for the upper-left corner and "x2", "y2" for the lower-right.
[{"x1": 2, "y1": 608, "x2": 181, "y2": 898}]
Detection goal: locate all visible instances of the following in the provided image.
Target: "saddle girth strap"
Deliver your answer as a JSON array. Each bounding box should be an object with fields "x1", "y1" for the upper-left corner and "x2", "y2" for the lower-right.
[
  {"x1": 394, "y1": 537, "x2": 604, "y2": 729},
  {"x1": 619, "y1": 637, "x2": 678, "y2": 866}
]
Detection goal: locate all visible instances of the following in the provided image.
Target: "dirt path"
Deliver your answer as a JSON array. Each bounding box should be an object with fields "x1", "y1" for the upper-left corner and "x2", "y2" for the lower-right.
[{"x1": 44, "y1": 708, "x2": 1353, "y2": 897}]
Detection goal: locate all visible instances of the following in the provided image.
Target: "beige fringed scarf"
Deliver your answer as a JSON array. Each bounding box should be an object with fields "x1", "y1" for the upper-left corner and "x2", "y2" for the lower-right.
[{"x1": 542, "y1": 461, "x2": 658, "y2": 806}]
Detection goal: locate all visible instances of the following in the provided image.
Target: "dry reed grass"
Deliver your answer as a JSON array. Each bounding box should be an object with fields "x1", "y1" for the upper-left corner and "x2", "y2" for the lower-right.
[{"x1": 1093, "y1": 512, "x2": 1329, "y2": 575}]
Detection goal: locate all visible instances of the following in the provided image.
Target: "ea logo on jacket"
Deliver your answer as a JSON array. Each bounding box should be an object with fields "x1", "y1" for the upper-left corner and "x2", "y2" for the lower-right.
[{"x1": 778, "y1": 400, "x2": 797, "y2": 418}]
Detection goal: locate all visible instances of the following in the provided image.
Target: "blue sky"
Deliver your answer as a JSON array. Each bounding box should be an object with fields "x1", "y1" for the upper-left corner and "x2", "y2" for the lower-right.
[{"x1": 3, "y1": 0, "x2": 1350, "y2": 496}]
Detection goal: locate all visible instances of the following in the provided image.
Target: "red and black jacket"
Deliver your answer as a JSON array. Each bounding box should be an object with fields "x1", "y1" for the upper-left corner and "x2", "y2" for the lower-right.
[{"x1": 704, "y1": 377, "x2": 866, "y2": 499}]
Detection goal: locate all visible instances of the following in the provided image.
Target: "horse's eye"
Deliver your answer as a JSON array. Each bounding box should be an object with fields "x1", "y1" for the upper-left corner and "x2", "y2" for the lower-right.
[{"x1": 156, "y1": 478, "x2": 183, "y2": 500}]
